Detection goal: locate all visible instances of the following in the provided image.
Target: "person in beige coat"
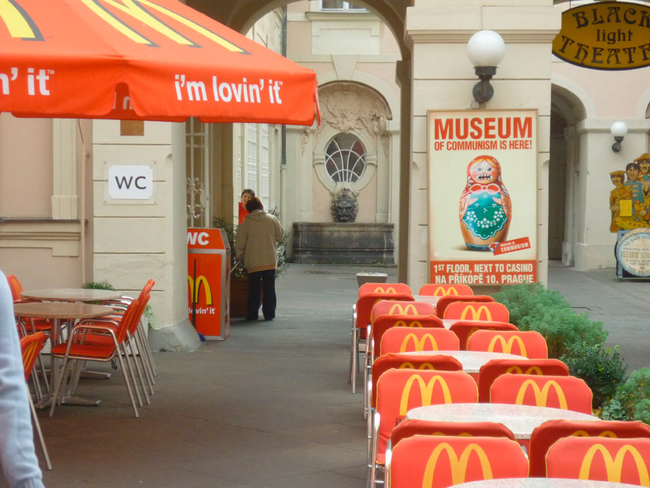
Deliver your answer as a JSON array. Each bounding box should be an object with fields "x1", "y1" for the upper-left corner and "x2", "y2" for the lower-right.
[{"x1": 235, "y1": 197, "x2": 284, "y2": 321}]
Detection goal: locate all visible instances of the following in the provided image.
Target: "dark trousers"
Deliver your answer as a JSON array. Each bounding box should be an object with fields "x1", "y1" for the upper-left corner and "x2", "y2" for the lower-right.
[{"x1": 247, "y1": 269, "x2": 276, "y2": 320}]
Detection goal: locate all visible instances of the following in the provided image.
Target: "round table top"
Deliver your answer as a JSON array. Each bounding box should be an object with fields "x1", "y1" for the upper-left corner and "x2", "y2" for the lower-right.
[
  {"x1": 21, "y1": 288, "x2": 122, "y2": 302},
  {"x1": 402, "y1": 350, "x2": 527, "y2": 374},
  {"x1": 13, "y1": 302, "x2": 112, "y2": 320},
  {"x1": 414, "y1": 295, "x2": 441, "y2": 306},
  {"x1": 454, "y1": 479, "x2": 641, "y2": 488},
  {"x1": 406, "y1": 403, "x2": 600, "y2": 440}
]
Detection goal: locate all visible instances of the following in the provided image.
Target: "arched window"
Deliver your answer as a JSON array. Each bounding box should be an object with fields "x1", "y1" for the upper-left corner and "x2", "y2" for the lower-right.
[{"x1": 324, "y1": 133, "x2": 366, "y2": 183}]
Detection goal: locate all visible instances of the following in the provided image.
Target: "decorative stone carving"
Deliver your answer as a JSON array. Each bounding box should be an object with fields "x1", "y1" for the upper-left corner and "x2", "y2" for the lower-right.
[
  {"x1": 331, "y1": 187, "x2": 358, "y2": 222},
  {"x1": 300, "y1": 126, "x2": 311, "y2": 155}
]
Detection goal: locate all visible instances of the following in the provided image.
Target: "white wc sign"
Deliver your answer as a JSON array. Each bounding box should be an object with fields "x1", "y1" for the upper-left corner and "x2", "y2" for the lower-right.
[{"x1": 108, "y1": 165, "x2": 153, "y2": 200}]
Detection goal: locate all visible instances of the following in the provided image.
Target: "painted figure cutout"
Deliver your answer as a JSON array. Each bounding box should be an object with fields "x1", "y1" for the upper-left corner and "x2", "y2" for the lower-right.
[
  {"x1": 608, "y1": 154, "x2": 650, "y2": 232},
  {"x1": 609, "y1": 170, "x2": 630, "y2": 232},
  {"x1": 459, "y1": 155, "x2": 512, "y2": 251}
]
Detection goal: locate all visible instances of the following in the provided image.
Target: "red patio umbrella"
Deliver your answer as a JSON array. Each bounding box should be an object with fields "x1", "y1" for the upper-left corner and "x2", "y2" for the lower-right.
[{"x1": 0, "y1": 0, "x2": 319, "y2": 125}]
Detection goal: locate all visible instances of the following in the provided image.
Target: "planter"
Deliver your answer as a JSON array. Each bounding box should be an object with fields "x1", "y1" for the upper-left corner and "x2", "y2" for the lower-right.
[{"x1": 230, "y1": 277, "x2": 249, "y2": 318}]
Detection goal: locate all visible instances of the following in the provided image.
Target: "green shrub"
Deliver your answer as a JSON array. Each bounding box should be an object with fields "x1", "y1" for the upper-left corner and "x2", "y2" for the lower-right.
[
  {"x1": 492, "y1": 283, "x2": 608, "y2": 358},
  {"x1": 602, "y1": 368, "x2": 650, "y2": 423},
  {"x1": 560, "y1": 342, "x2": 627, "y2": 410},
  {"x1": 82, "y1": 280, "x2": 115, "y2": 290}
]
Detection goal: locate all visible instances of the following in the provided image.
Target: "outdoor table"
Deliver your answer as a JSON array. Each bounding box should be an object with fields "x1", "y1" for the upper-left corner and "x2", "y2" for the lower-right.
[
  {"x1": 14, "y1": 302, "x2": 113, "y2": 408},
  {"x1": 406, "y1": 403, "x2": 600, "y2": 440},
  {"x1": 21, "y1": 288, "x2": 122, "y2": 302},
  {"x1": 454, "y1": 479, "x2": 640, "y2": 488},
  {"x1": 402, "y1": 350, "x2": 526, "y2": 374}
]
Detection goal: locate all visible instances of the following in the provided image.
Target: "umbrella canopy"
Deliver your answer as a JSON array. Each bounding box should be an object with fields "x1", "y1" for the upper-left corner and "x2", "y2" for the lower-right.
[{"x1": 0, "y1": 0, "x2": 319, "y2": 125}]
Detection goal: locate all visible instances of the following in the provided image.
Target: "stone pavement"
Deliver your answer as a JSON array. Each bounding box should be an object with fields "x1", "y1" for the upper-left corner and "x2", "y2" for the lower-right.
[{"x1": 10, "y1": 263, "x2": 649, "y2": 487}]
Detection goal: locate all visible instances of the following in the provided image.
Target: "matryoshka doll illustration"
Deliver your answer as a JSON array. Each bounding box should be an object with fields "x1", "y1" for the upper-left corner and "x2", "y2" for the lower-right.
[{"x1": 459, "y1": 155, "x2": 512, "y2": 251}]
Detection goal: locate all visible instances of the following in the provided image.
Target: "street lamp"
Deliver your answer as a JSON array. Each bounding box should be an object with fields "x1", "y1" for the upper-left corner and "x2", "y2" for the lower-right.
[
  {"x1": 467, "y1": 30, "x2": 506, "y2": 104},
  {"x1": 610, "y1": 121, "x2": 628, "y2": 152}
]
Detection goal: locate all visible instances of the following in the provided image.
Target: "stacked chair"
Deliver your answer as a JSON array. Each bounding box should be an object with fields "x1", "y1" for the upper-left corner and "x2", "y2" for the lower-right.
[
  {"x1": 351, "y1": 284, "x2": 413, "y2": 393},
  {"x1": 418, "y1": 284, "x2": 474, "y2": 297},
  {"x1": 436, "y1": 295, "x2": 495, "y2": 319},
  {"x1": 380, "y1": 327, "x2": 459, "y2": 355},
  {"x1": 467, "y1": 330, "x2": 549, "y2": 359},
  {"x1": 449, "y1": 320, "x2": 518, "y2": 350},
  {"x1": 444, "y1": 301, "x2": 510, "y2": 323}
]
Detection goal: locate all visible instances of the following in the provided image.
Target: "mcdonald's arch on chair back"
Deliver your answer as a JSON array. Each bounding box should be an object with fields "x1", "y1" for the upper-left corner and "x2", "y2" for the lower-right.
[
  {"x1": 370, "y1": 299, "x2": 433, "y2": 323},
  {"x1": 359, "y1": 282, "x2": 411, "y2": 297},
  {"x1": 390, "y1": 419, "x2": 516, "y2": 450},
  {"x1": 449, "y1": 321, "x2": 518, "y2": 351},
  {"x1": 381, "y1": 327, "x2": 459, "y2": 356},
  {"x1": 546, "y1": 436, "x2": 650, "y2": 486},
  {"x1": 436, "y1": 295, "x2": 495, "y2": 318},
  {"x1": 477, "y1": 358, "x2": 569, "y2": 402},
  {"x1": 20, "y1": 332, "x2": 48, "y2": 381},
  {"x1": 388, "y1": 435, "x2": 529, "y2": 488},
  {"x1": 375, "y1": 369, "x2": 478, "y2": 461},
  {"x1": 468, "y1": 330, "x2": 548, "y2": 359},
  {"x1": 371, "y1": 353, "x2": 463, "y2": 409},
  {"x1": 357, "y1": 293, "x2": 414, "y2": 335},
  {"x1": 444, "y1": 302, "x2": 510, "y2": 323},
  {"x1": 419, "y1": 284, "x2": 474, "y2": 297},
  {"x1": 528, "y1": 419, "x2": 650, "y2": 477},
  {"x1": 371, "y1": 314, "x2": 444, "y2": 359},
  {"x1": 490, "y1": 374, "x2": 593, "y2": 414}
]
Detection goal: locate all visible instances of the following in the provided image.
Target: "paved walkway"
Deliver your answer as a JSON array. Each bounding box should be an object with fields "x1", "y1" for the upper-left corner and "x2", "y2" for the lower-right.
[{"x1": 10, "y1": 263, "x2": 649, "y2": 487}]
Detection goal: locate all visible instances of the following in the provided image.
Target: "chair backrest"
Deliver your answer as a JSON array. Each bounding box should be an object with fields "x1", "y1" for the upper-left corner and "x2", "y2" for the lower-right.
[
  {"x1": 380, "y1": 327, "x2": 460, "y2": 356},
  {"x1": 436, "y1": 295, "x2": 495, "y2": 318},
  {"x1": 356, "y1": 293, "x2": 414, "y2": 331},
  {"x1": 546, "y1": 436, "x2": 650, "y2": 485},
  {"x1": 115, "y1": 297, "x2": 143, "y2": 344},
  {"x1": 418, "y1": 284, "x2": 474, "y2": 297},
  {"x1": 477, "y1": 358, "x2": 570, "y2": 403},
  {"x1": 370, "y1": 314, "x2": 444, "y2": 359},
  {"x1": 20, "y1": 331, "x2": 48, "y2": 382},
  {"x1": 138, "y1": 279, "x2": 155, "y2": 301},
  {"x1": 371, "y1": 353, "x2": 463, "y2": 408},
  {"x1": 375, "y1": 369, "x2": 477, "y2": 459},
  {"x1": 449, "y1": 320, "x2": 518, "y2": 350},
  {"x1": 529, "y1": 419, "x2": 650, "y2": 477},
  {"x1": 444, "y1": 302, "x2": 510, "y2": 322},
  {"x1": 6, "y1": 274, "x2": 22, "y2": 301},
  {"x1": 359, "y1": 282, "x2": 411, "y2": 297},
  {"x1": 388, "y1": 435, "x2": 529, "y2": 488},
  {"x1": 370, "y1": 299, "x2": 434, "y2": 323},
  {"x1": 468, "y1": 330, "x2": 548, "y2": 359},
  {"x1": 128, "y1": 294, "x2": 151, "y2": 335},
  {"x1": 391, "y1": 418, "x2": 516, "y2": 449},
  {"x1": 490, "y1": 374, "x2": 593, "y2": 414}
]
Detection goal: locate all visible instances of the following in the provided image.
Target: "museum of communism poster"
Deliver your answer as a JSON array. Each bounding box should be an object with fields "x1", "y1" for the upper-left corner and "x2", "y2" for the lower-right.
[{"x1": 428, "y1": 110, "x2": 538, "y2": 286}]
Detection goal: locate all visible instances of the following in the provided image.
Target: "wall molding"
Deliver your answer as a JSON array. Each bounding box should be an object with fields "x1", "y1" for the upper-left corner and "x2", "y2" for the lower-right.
[{"x1": 0, "y1": 219, "x2": 81, "y2": 257}]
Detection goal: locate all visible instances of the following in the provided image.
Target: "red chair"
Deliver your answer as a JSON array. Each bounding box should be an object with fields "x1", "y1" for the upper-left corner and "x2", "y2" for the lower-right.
[
  {"x1": 388, "y1": 435, "x2": 529, "y2": 488},
  {"x1": 49, "y1": 297, "x2": 147, "y2": 418},
  {"x1": 390, "y1": 418, "x2": 516, "y2": 450},
  {"x1": 7, "y1": 275, "x2": 53, "y2": 334},
  {"x1": 364, "y1": 315, "x2": 445, "y2": 420},
  {"x1": 477, "y1": 358, "x2": 570, "y2": 403},
  {"x1": 380, "y1": 327, "x2": 460, "y2": 355},
  {"x1": 370, "y1": 299, "x2": 435, "y2": 323},
  {"x1": 369, "y1": 369, "x2": 477, "y2": 488},
  {"x1": 367, "y1": 353, "x2": 463, "y2": 421},
  {"x1": 546, "y1": 436, "x2": 650, "y2": 485},
  {"x1": 359, "y1": 282, "x2": 412, "y2": 297},
  {"x1": 418, "y1": 284, "x2": 474, "y2": 297},
  {"x1": 20, "y1": 332, "x2": 52, "y2": 470},
  {"x1": 444, "y1": 302, "x2": 510, "y2": 323},
  {"x1": 490, "y1": 374, "x2": 593, "y2": 414},
  {"x1": 468, "y1": 330, "x2": 548, "y2": 359},
  {"x1": 528, "y1": 419, "x2": 650, "y2": 477},
  {"x1": 449, "y1": 320, "x2": 518, "y2": 350},
  {"x1": 351, "y1": 286, "x2": 413, "y2": 393},
  {"x1": 436, "y1": 294, "x2": 495, "y2": 318}
]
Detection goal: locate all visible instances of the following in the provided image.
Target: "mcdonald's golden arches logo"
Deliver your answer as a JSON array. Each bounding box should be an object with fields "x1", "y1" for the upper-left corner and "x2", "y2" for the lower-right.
[
  {"x1": 505, "y1": 365, "x2": 543, "y2": 375},
  {"x1": 571, "y1": 431, "x2": 618, "y2": 438},
  {"x1": 399, "y1": 375, "x2": 452, "y2": 416},
  {"x1": 422, "y1": 443, "x2": 493, "y2": 486},
  {"x1": 388, "y1": 304, "x2": 418, "y2": 316},
  {"x1": 578, "y1": 444, "x2": 650, "y2": 485},
  {"x1": 515, "y1": 379, "x2": 567, "y2": 409},
  {"x1": 460, "y1": 305, "x2": 493, "y2": 321},
  {"x1": 374, "y1": 286, "x2": 397, "y2": 293},
  {"x1": 433, "y1": 286, "x2": 460, "y2": 297},
  {"x1": 400, "y1": 334, "x2": 439, "y2": 352},
  {"x1": 398, "y1": 362, "x2": 437, "y2": 370},
  {"x1": 393, "y1": 320, "x2": 424, "y2": 328},
  {"x1": 488, "y1": 335, "x2": 527, "y2": 357},
  {"x1": 187, "y1": 275, "x2": 213, "y2": 305}
]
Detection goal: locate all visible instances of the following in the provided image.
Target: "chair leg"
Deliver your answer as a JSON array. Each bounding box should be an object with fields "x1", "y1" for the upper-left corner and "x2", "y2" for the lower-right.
[
  {"x1": 351, "y1": 327, "x2": 358, "y2": 394},
  {"x1": 133, "y1": 333, "x2": 155, "y2": 395},
  {"x1": 121, "y1": 346, "x2": 144, "y2": 408},
  {"x1": 126, "y1": 337, "x2": 150, "y2": 405},
  {"x1": 114, "y1": 352, "x2": 139, "y2": 418},
  {"x1": 137, "y1": 323, "x2": 156, "y2": 378},
  {"x1": 49, "y1": 356, "x2": 72, "y2": 417},
  {"x1": 27, "y1": 388, "x2": 52, "y2": 471}
]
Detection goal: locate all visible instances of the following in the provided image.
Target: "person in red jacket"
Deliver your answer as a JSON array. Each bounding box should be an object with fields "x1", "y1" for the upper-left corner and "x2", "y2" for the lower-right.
[
  {"x1": 235, "y1": 197, "x2": 284, "y2": 321},
  {"x1": 238, "y1": 189, "x2": 255, "y2": 226}
]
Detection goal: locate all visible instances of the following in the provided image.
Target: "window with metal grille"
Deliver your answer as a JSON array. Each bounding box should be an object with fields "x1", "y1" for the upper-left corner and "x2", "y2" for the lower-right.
[
  {"x1": 325, "y1": 133, "x2": 366, "y2": 183},
  {"x1": 321, "y1": 1, "x2": 366, "y2": 11}
]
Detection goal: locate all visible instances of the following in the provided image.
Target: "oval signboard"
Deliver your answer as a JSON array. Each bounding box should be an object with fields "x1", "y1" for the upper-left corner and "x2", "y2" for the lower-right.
[
  {"x1": 553, "y1": 1, "x2": 650, "y2": 70},
  {"x1": 616, "y1": 228, "x2": 650, "y2": 277}
]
